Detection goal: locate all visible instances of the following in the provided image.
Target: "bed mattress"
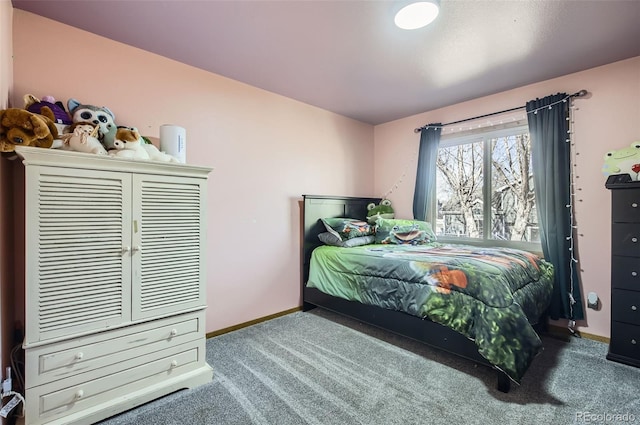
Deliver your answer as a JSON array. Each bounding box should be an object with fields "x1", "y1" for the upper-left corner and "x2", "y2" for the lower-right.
[{"x1": 307, "y1": 243, "x2": 554, "y2": 383}]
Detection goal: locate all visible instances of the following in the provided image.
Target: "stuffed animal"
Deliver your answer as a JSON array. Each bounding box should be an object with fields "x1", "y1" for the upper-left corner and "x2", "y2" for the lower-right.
[
  {"x1": 366, "y1": 199, "x2": 395, "y2": 224},
  {"x1": 117, "y1": 126, "x2": 180, "y2": 163},
  {"x1": 67, "y1": 98, "x2": 117, "y2": 150},
  {"x1": 141, "y1": 143, "x2": 180, "y2": 163},
  {"x1": 24, "y1": 94, "x2": 73, "y2": 132},
  {"x1": 602, "y1": 141, "x2": 640, "y2": 181},
  {"x1": 109, "y1": 127, "x2": 150, "y2": 160},
  {"x1": 0, "y1": 107, "x2": 58, "y2": 152},
  {"x1": 58, "y1": 122, "x2": 107, "y2": 155}
]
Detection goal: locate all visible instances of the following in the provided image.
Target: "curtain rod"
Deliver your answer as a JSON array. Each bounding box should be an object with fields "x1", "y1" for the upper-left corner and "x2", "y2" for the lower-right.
[{"x1": 414, "y1": 89, "x2": 588, "y2": 133}]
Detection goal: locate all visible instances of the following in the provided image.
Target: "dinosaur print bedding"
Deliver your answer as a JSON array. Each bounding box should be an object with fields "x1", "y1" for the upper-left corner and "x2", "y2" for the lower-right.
[{"x1": 306, "y1": 243, "x2": 554, "y2": 383}]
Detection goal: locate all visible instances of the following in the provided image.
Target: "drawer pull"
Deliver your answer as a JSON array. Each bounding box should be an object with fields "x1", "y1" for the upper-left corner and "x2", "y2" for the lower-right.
[
  {"x1": 633, "y1": 237, "x2": 639, "y2": 243},
  {"x1": 633, "y1": 271, "x2": 638, "y2": 277},
  {"x1": 170, "y1": 360, "x2": 178, "y2": 368},
  {"x1": 170, "y1": 329, "x2": 178, "y2": 337},
  {"x1": 632, "y1": 339, "x2": 637, "y2": 345},
  {"x1": 75, "y1": 390, "x2": 84, "y2": 400},
  {"x1": 75, "y1": 352, "x2": 84, "y2": 361},
  {"x1": 632, "y1": 203, "x2": 638, "y2": 208},
  {"x1": 632, "y1": 305, "x2": 637, "y2": 311}
]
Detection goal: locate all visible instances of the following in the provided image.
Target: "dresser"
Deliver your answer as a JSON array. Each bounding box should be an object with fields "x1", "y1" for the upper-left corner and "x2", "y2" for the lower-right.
[
  {"x1": 11, "y1": 146, "x2": 213, "y2": 425},
  {"x1": 606, "y1": 180, "x2": 640, "y2": 368}
]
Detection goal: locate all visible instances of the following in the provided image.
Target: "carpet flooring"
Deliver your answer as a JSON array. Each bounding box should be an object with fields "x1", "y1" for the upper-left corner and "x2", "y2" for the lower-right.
[{"x1": 99, "y1": 309, "x2": 640, "y2": 425}]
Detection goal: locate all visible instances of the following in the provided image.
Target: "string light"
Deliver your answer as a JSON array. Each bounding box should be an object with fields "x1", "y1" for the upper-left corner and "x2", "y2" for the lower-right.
[
  {"x1": 566, "y1": 94, "x2": 582, "y2": 332},
  {"x1": 381, "y1": 149, "x2": 418, "y2": 199},
  {"x1": 415, "y1": 94, "x2": 575, "y2": 134},
  {"x1": 434, "y1": 113, "x2": 530, "y2": 135},
  {"x1": 388, "y1": 95, "x2": 580, "y2": 197},
  {"x1": 392, "y1": 92, "x2": 586, "y2": 312},
  {"x1": 390, "y1": 93, "x2": 587, "y2": 334}
]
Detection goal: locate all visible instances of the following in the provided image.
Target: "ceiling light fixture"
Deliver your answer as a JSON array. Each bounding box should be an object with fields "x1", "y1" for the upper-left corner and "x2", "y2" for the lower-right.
[{"x1": 394, "y1": 1, "x2": 440, "y2": 30}]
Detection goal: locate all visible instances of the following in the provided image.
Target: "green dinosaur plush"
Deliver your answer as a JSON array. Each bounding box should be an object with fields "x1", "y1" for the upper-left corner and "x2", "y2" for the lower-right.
[
  {"x1": 366, "y1": 199, "x2": 395, "y2": 224},
  {"x1": 602, "y1": 141, "x2": 640, "y2": 181}
]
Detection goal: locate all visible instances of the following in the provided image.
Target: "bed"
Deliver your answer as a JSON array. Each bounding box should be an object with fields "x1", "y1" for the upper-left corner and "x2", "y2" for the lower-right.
[{"x1": 301, "y1": 194, "x2": 554, "y2": 392}]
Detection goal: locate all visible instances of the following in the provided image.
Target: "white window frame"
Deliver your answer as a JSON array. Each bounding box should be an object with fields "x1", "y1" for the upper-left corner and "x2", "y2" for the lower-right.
[{"x1": 432, "y1": 121, "x2": 542, "y2": 252}]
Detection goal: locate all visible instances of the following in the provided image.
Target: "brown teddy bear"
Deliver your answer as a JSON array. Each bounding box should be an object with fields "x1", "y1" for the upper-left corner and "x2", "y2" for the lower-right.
[{"x1": 0, "y1": 107, "x2": 59, "y2": 152}]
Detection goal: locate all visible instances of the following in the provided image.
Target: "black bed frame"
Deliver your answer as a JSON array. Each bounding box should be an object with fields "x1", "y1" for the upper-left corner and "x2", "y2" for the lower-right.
[{"x1": 301, "y1": 194, "x2": 512, "y2": 393}]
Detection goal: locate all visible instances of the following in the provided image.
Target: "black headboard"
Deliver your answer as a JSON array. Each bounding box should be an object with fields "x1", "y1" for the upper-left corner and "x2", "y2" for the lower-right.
[{"x1": 301, "y1": 195, "x2": 381, "y2": 292}]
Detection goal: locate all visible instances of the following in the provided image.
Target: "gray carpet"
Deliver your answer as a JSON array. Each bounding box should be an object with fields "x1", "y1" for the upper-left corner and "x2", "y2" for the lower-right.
[{"x1": 99, "y1": 309, "x2": 640, "y2": 425}]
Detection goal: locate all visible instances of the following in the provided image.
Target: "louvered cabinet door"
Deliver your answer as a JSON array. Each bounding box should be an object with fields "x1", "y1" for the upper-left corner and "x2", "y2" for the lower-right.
[
  {"x1": 131, "y1": 174, "x2": 207, "y2": 321},
  {"x1": 24, "y1": 166, "x2": 133, "y2": 344}
]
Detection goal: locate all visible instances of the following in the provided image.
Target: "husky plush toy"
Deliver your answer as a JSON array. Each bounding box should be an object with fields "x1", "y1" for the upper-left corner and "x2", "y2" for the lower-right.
[{"x1": 67, "y1": 98, "x2": 117, "y2": 150}]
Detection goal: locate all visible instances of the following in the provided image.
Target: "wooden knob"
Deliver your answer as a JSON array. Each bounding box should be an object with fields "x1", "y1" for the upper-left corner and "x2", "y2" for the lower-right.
[
  {"x1": 75, "y1": 352, "x2": 84, "y2": 360},
  {"x1": 171, "y1": 360, "x2": 178, "y2": 368},
  {"x1": 170, "y1": 329, "x2": 178, "y2": 337},
  {"x1": 75, "y1": 390, "x2": 84, "y2": 399}
]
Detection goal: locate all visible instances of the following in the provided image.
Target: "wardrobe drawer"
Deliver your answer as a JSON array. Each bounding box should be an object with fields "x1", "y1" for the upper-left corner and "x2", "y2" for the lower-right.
[
  {"x1": 612, "y1": 256, "x2": 640, "y2": 290},
  {"x1": 612, "y1": 289, "x2": 640, "y2": 325},
  {"x1": 612, "y1": 189, "x2": 640, "y2": 223},
  {"x1": 609, "y1": 321, "x2": 640, "y2": 361},
  {"x1": 26, "y1": 340, "x2": 206, "y2": 425},
  {"x1": 611, "y1": 223, "x2": 640, "y2": 257},
  {"x1": 26, "y1": 310, "x2": 205, "y2": 387}
]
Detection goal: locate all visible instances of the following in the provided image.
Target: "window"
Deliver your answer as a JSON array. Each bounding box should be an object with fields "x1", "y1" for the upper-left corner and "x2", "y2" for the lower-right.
[{"x1": 433, "y1": 123, "x2": 540, "y2": 250}]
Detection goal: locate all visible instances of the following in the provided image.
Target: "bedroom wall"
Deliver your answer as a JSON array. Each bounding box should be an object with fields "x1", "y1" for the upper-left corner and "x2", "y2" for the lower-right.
[
  {"x1": 10, "y1": 10, "x2": 375, "y2": 333},
  {"x1": 373, "y1": 56, "x2": 640, "y2": 339},
  {"x1": 0, "y1": 0, "x2": 12, "y2": 402},
  {"x1": 9, "y1": 8, "x2": 639, "y2": 343}
]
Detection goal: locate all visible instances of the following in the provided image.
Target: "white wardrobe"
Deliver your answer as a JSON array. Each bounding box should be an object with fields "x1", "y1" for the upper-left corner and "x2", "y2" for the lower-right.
[{"x1": 11, "y1": 146, "x2": 213, "y2": 425}]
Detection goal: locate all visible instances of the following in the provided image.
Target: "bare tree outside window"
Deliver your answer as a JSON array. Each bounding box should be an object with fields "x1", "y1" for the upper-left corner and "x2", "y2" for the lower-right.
[
  {"x1": 435, "y1": 126, "x2": 539, "y2": 245},
  {"x1": 436, "y1": 140, "x2": 483, "y2": 238}
]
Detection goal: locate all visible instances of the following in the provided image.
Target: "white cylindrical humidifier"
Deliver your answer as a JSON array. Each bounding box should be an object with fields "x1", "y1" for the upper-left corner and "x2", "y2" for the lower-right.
[{"x1": 159, "y1": 125, "x2": 187, "y2": 163}]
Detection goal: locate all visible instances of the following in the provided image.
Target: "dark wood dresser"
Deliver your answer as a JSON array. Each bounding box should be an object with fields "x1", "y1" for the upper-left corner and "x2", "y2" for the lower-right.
[{"x1": 606, "y1": 179, "x2": 640, "y2": 367}]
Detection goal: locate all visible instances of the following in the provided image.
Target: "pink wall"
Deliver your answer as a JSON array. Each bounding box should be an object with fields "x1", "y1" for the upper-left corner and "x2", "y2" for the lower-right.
[
  {"x1": 10, "y1": 10, "x2": 375, "y2": 332},
  {"x1": 8, "y1": 8, "x2": 640, "y2": 340},
  {"x1": 0, "y1": 0, "x2": 11, "y2": 401},
  {"x1": 0, "y1": 1, "x2": 10, "y2": 109},
  {"x1": 374, "y1": 56, "x2": 640, "y2": 338}
]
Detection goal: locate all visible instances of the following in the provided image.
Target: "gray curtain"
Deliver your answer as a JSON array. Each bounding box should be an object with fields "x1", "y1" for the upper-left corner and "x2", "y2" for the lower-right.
[
  {"x1": 527, "y1": 93, "x2": 585, "y2": 321},
  {"x1": 413, "y1": 124, "x2": 442, "y2": 222}
]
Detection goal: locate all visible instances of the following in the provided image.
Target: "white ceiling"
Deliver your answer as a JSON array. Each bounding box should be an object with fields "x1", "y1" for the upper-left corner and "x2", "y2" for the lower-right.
[{"x1": 11, "y1": 0, "x2": 640, "y2": 125}]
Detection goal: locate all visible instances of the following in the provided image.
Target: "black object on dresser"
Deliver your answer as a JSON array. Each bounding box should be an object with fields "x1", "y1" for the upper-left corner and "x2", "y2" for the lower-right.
[{"x1": 606, "y1": 177, "x2": 640, "y2": 367}]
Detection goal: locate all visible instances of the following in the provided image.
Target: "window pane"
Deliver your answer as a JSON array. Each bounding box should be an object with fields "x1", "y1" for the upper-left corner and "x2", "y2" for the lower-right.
[
  {"x1": 433, "y1": 124, "x2": 540, "y2": 249},
  {"x1": 490, "y1": 132, "x2": 539, "y2": 242},
  {"x1": 436, "y1": 141, "x2": 483, "y2": 238}
]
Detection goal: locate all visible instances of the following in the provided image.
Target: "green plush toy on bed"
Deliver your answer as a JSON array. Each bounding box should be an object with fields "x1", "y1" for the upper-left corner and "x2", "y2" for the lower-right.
[{"x1": 366, "y1": 199, "x2": 395, "y2": 224}]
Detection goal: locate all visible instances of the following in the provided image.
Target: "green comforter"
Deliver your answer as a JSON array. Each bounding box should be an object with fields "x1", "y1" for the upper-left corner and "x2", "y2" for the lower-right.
[{"x1": 307, "y1": 243, "x2": 554, "y2": 383}]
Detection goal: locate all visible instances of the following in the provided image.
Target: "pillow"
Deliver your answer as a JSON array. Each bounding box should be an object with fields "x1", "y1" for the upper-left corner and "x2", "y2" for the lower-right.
[
  {"x1": 320, "y1": 217, "x2": 374, "y2": 241},
  {"x1": 318, "y1": 232, "x2": 375, "y2": 248},
  {"x1": 374, "y1": 218, "x2": 437, "y2": 245}
]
